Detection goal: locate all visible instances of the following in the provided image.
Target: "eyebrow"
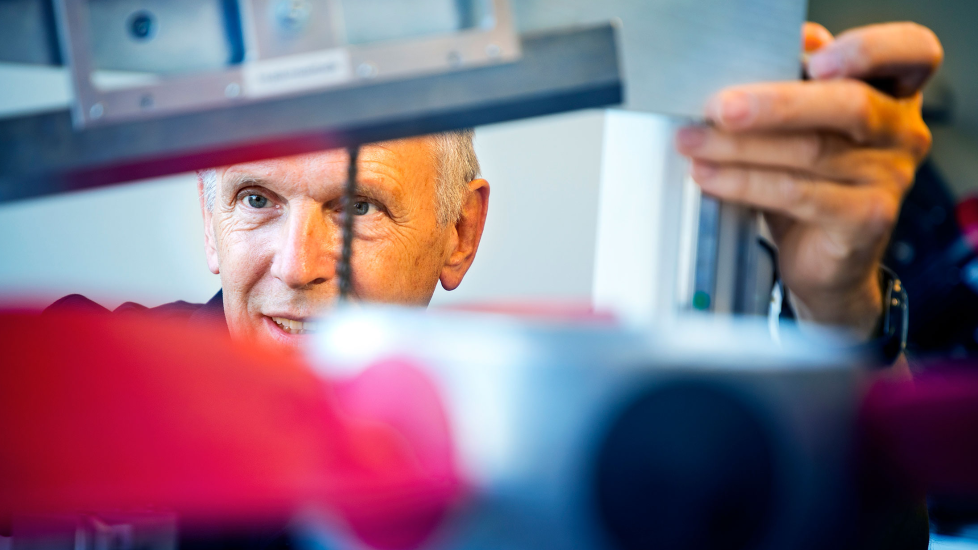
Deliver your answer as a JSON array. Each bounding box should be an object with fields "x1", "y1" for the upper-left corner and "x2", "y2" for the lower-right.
[{"x1": 356, "y1": 174, "x2": 401, "y2": 206}]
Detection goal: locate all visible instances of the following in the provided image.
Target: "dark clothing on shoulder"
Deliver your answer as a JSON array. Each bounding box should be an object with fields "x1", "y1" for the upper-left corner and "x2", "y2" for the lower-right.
[{"x1": 45, "y1": 290, "x2": 228, "y2": 332}]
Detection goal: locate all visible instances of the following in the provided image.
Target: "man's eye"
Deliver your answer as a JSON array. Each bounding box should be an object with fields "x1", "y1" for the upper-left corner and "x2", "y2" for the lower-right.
[
  {"x1": 353, "y1": 201, "x2": 376, "y2": 216},
  {"x1": 246, "y1": 194, "x2": 269, "y2": 209}
]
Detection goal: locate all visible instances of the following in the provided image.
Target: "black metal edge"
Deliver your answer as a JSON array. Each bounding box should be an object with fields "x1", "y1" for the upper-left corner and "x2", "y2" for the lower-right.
[{"x1": 0, "y1": 23, "x2": 622, "y2": 203}]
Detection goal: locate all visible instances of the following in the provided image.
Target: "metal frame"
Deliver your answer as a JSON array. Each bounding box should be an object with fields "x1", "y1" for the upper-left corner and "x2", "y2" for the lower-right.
[
  {"x1": 53, "y1": 0, "x2": 521, "y2": 128},
  {"x1": 0, "y1": 24, "x2": 621, "y2": 203}
]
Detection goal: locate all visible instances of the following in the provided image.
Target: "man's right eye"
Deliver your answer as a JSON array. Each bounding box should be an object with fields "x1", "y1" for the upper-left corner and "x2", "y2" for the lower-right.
[{"x1": 246, "y1": 194, "x2": 269, "y2": 208}]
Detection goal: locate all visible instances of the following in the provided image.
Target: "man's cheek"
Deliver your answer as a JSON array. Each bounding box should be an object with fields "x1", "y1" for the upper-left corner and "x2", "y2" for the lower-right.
[
  {"x1": 219, "y1": 229, "x2": 276, "y2": 290},
  {"x1": 353, "y1": 234, "x2": 443, "y2": 303},
  {"x1": 366, "y1": 219, "x2": 436, "y2": 257},
  {"x1": 354, "y1": 216, "x2": 407, "y2": 246}
]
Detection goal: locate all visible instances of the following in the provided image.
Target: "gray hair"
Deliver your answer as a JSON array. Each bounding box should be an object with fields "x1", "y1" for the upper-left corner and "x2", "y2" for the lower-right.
[{"x1": 198, "y1": 129, "x2": 480, "y2": 225}]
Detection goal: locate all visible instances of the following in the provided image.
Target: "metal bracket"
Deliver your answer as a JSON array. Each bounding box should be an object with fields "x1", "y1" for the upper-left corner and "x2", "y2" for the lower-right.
[
  {"x1": 0, "y1": 23, "x2": 622, "y2": 203},
  {"x1": 53, "y1": 0, "x2": 521, "y2": 128}
]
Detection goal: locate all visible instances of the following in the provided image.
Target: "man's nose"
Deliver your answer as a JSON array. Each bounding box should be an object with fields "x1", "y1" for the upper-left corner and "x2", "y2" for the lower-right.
[{"x1": 270, "y1": 205, "x2": 338, "y2": 289}]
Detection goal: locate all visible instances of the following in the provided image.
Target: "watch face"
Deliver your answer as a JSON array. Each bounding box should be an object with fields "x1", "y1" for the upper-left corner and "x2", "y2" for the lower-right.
[{"x1": 878, "y1": 267, "x2": 908, "y2": 366}]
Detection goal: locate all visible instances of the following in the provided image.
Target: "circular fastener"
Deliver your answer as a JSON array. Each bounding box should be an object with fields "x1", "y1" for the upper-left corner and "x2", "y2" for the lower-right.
[
  {"x1": 447, "y1": 51, "x2": 463, "y2": 67},
  {"x1": 485, "y1": 44, "x2": 501, "y2": 58},
  {"x1": 139, "y1": 94, "x2": 154, "y2": 109},
  {"x1": 89, "y1": 103, "x2": 104, "y2": 119},
  {"x1": 356, "y1": 63, "x2": 377, "y2": 78},
  {"x1": 127, "y1": 11, "x2": 156, "y2": 41},
  {"x1": 225, "y1": 82, "x2": 241, "y2": 98},
  {"x1": 275, "y1": 0, "x2": 311, "y2": 32}
]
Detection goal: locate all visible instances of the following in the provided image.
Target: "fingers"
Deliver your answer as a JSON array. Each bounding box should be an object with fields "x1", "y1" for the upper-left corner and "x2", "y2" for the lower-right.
[
  {"x1": 807, "y1": 22, "x2": 943, "y2": 97},
  {"x1": 705, "y1": 80, "x2": 930, "y2": 153},
  {"x1": 803, "y1": 22, "x2": 834, "y2": 53},
  {"x1": 676, "y1": 126, "x2": 920, "y2": 187},
  {"x1": 690, "y1": 162, "x2": 900, "y2": 240}
]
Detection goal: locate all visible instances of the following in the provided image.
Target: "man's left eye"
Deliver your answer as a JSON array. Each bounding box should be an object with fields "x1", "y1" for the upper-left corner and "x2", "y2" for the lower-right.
[
  {"x1": 353, "y1": 201, "x2": 377, "y2": 215},
  {"x1": 246, "y1": 194, "x2": 269, "y2": 208}
]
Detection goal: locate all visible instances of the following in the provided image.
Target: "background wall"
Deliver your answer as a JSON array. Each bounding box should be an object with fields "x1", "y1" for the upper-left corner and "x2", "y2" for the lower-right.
[{"x1": 808, "y1": 0, "x2": 978, "y2": 197}]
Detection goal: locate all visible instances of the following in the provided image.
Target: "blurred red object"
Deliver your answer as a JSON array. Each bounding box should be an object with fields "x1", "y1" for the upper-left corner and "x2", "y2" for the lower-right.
[
  {"x1": 0, "y1": 310, "x2": 461, "y2": 550},
  {"x1": 860, "y1": 368, "x2": 978, "y2": 497},
  {"x1": 437, "y1": 300, "x2": 617, "y2": 324},
  {"x1": 956, "y1": 196, "x2": 978, "y2": 251}
]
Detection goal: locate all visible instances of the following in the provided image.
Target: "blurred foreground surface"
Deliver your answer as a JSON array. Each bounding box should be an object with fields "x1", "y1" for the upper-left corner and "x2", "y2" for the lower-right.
[{"x1": 3, "y1": 305, "x2": 978, "y2": 550}]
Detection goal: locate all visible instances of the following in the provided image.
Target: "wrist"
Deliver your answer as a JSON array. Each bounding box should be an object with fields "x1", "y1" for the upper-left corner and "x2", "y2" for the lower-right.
[{"x1": 788, "y1": 273, "x2": 884, "y2": 342}]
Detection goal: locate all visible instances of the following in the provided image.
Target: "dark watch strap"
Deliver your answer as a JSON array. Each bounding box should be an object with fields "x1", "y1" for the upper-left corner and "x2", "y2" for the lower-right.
[
  {"x1": 773, "y1": 264, "x2": 908, "y2": 367},
  {"x1": 868, "y1": 265, "x2": 909, "y2": 367}
]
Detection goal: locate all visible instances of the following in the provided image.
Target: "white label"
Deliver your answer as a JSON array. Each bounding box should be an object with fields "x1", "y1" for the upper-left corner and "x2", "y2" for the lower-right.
[{"x1": 243, "y1": 49, "x2": 351, "y2": 98}]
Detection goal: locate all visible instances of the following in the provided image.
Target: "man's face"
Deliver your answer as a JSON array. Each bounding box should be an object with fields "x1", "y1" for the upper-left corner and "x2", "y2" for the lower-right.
[{"x1": 200, "y1": 136, "x2": 485, "y2": 352}]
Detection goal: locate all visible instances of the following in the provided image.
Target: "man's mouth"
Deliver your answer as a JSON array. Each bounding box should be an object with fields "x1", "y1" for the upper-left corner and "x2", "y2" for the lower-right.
[{"x1": 270, "y1": 316, "x2": 317, "y2": 335}]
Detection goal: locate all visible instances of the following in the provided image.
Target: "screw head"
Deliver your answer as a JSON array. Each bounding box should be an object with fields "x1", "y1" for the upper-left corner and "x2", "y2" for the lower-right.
[
  {"x1": 485, "y1": 43, "x2": 501, "y2": 58},
  {"x1": 275, "y1": 0, "x2": 311, "y2": 32},
  {"x1": 89, "y1": 103, "x2": 104, "y2": 119},
  {"x1": 225, "y1": 82, "x2": 241, "y2": 98},
  {"x1": 356, "y1": 63, "x2": 377, "y2": 78},
  {"x1": 127, "y1": 11, "x2": 156, "y2": 41}
]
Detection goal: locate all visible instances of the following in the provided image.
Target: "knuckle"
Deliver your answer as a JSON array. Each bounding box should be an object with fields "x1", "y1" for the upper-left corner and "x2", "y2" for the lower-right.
[
  {"x1": 887, "y1": 157, "x2": 918, "y2": 190},
  {"x1": 864, "y1": 190, "x2": 900, "y2": 235},
  {"x1": 844, "y1": 83, "x2": 879, "y2": 141},
  {"x1": 728, "y1": 134, "x2": 751, "y2": 158},
  {"x1": 852, "y1": 33, "x2": 874, "y2": 68},
  {"x1": 726, "y1": 169, "x2": 751, "y2": 198},
  {"x1": 777, "y1": 172, "x2": 811, "y2": 209},
  {"x1": 903, "y1": 122, "x2": 933, "y2": 160},
  {"x1": 802, "y1": 133, "x2": 835, "y2": 168},
  {"x1": 763, "y1": 88, "x2": 790, "y2": 126}
]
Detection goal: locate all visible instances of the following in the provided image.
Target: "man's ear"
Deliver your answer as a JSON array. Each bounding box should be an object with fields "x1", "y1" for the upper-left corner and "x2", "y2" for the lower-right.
[
  {"x1": 440, "y1": 179, "x2": 490, "y2": 291},
  {"x1": 197, "y1": 175, "x2": 221, "y2": 275}
]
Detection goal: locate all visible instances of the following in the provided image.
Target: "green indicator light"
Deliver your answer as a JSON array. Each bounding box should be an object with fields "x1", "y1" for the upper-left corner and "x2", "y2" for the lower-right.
[{"x1": 692, "y1": 291, "x2": 711, "y2": 311}]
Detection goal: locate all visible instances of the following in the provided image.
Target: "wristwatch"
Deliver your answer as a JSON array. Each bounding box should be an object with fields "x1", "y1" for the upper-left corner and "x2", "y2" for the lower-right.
[
  {"x1": 869, "y1": 265, "x2": 909, "y2": 367},
  {"x1": 773, "y1": 265, "x2": 908, "y2": 367}
]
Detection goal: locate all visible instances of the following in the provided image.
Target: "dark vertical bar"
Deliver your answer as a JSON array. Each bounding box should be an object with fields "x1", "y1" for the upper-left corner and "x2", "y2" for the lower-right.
[
  {"x1": 222, "y1": 0, "x2": 245, "y2": 65},
  {"x1": 338, "y1": 144, "x2": 359, "y2": 300}
]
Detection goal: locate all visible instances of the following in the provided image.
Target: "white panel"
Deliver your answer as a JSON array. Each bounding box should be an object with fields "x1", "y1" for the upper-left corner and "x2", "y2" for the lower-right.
[
  {"x1": 0, "y1": 63, "x2": 71, "y2": 118},
  {"x1": 592, "y1": 110, "x2": 690, "y2": 323},
  {"x1": 0, "y1": 174, "x2": 220, "y2": 309},
  {"x1": 431, "y1": 110, "x2": 606, "y2": 306}
]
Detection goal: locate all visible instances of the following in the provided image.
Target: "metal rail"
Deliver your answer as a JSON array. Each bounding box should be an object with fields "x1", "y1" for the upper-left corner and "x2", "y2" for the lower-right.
[{"x1": 0, "y1": 24, "x2": 621, "y2": 203}]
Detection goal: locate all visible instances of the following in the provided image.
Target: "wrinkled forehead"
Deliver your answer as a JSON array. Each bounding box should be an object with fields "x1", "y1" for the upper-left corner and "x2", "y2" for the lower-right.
[{"x1": 218, "y1": 136, "x2": 439, "y2": 187}]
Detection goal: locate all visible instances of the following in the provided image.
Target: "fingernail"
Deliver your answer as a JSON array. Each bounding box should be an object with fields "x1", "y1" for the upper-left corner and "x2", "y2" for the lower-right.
[
  {"x1": 691, "y1": 162, "x2": 718, "y2": 182},
  {"x1": 676, "y1": 127, "x2": 707, "y2": 152},
  {"x1": 808, "y1": 51, "x2": 843, "y2": 79},
  {"x1": 708, "y1": 91, "x2": 756, "y2": 128}
]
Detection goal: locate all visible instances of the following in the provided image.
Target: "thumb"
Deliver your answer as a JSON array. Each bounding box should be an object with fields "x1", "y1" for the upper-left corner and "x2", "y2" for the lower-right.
[
  {"x1": 806, "y1": 22, "x2": 943, "y2": 98},
  {"x1": 803, "y1": 22, "x2": 834, "y2": 54}
]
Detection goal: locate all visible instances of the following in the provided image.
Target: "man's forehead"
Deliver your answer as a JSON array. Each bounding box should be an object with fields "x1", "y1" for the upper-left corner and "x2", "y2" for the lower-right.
[{"x1": 218, "y1": 136, "x2": 437, "y2": 184}]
